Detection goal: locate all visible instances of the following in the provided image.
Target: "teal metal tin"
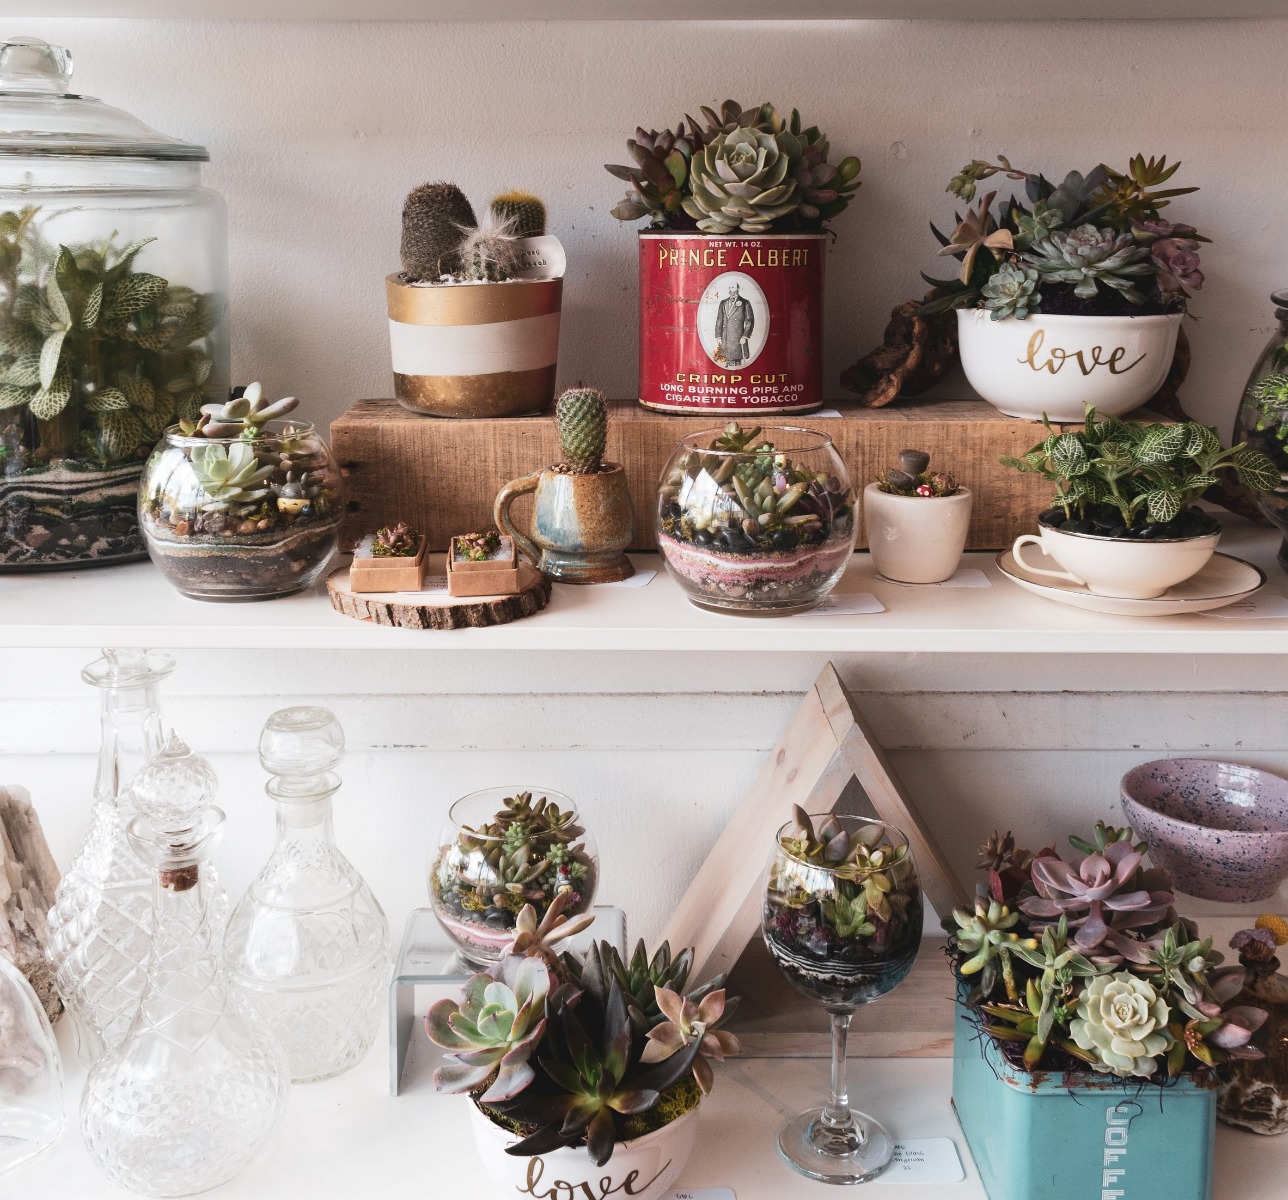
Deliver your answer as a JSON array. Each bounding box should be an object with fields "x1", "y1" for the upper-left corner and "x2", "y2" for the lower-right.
[{"x1": 951, "y1": 989, "x2": 1215, "y2": 1200}]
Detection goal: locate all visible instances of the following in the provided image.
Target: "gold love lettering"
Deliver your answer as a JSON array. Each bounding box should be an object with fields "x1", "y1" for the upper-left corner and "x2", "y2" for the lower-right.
[
  {"x1": 1019, "y1": 328, "x2": 1146, "y2": 377},
  {"x1": 519, "y1": 1154, "x2": 672, "y2": 1200}
]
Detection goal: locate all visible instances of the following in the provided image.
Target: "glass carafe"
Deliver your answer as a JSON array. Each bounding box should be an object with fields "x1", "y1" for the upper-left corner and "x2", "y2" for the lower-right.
[
  {"x1": 44, "y1": 648, "x2": 173, "y2": 1060},
  {"x1": 81, "y1": 736, "x2": 288, "y2": 1197},
  {"x1": 1233, "y1": 289, "x2": 1288, "y2": 573},
  {"x1": 0, "y1": 37, "x2": 229, "y2": 570},
  {"x1": 0, "y1": 953, "x2": 65, "y2": 1180},
  {"x1": 224, "y1": 707, "x2": 390, "y2": 1082}
]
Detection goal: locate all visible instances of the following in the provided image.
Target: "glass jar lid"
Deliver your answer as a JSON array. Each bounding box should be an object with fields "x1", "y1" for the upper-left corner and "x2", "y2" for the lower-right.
[{"x1": 0, "y1": 36, "x2": 208, "y2": 162}]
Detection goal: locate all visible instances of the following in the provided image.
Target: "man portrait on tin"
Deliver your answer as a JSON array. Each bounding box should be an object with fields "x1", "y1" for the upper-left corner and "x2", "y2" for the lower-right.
[{"x1": 714, "y1": 282, "x2": 754, "y2": 368}]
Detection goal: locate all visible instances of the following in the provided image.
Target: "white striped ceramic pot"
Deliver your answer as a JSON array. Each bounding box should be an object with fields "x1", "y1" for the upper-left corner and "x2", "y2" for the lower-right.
[{"x1": 385, "y1": 275, "x2": 562, "y2": 418}]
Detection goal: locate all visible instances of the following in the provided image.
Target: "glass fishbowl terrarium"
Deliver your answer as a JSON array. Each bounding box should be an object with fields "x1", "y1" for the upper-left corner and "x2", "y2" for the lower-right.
[
  {"x1": 429, "y1": 787, "x2": 597, "y2": 966},
  {"x1": 0, "y1": 37, "x2": 228, "y2": 571},
  {"x1": 657, "y1": 424, "x2": 856, "y2": 614}
]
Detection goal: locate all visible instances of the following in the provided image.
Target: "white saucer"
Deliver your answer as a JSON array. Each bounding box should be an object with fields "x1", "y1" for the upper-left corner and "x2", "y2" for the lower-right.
[{"x1": 996, "y1": 548, "x2": 1266, "y2": 616}]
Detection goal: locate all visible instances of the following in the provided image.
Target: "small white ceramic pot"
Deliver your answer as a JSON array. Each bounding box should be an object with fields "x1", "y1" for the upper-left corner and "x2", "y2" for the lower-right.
[
  {"x1": 469, "y1": 1101, "x2": 699, "y2": 1200},
  {"x1": 1012, "y1": 520, "x2": 1220, "y2": 599},
  {"x1": 957, "y1": 309, "x2": 1183, "y2": 421},
  {"x1": 863, "y1": 484, "x2": 972, "y2": 584}
]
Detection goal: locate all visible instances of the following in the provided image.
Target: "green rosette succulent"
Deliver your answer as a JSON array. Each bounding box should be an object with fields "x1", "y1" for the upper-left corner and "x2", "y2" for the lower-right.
[
  {"x1": 981, "y1": 262, "x2": 1041, "y2": 321},
  {"x1": 682, "y1": 127, "x2": 801, "y2": 235},
  {"x1": 1023, "y1": 224, "x2": 1153, "y2": 303},
  {"x1": 190, "y1": 442, "x2": 276, "y2": 514},
  {"x1": 1069, "y1": 971, "x2": 1174, "y2": 1078},
  {"x1": 426, "y1": 955, "x2": 551, "y2": 1101}
]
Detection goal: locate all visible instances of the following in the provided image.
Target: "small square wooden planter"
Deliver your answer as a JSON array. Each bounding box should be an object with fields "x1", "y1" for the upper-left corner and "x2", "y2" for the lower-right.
[
  {"x1": 447, "y1": 535, "x2": 522, "y2": 598},
  {"x1": 349, "y1": 534, "x2": 428, "y2": 593}
]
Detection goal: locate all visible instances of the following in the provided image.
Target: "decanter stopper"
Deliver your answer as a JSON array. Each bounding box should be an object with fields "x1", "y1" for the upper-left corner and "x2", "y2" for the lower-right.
[
  {"x1": 127, "y1": 733, "x2": 223, "y2": 885},
  {"x1": 259, "y1": 705, "x2": 344, "y2": 787}
]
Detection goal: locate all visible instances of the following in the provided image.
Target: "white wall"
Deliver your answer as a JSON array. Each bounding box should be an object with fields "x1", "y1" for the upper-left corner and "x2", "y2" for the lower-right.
[{"x1": 12, "y1": 17, "x2": 1288, "y2": 436}]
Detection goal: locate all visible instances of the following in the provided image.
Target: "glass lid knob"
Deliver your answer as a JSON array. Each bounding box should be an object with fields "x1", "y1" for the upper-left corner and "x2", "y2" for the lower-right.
[
  {"x1": 259, "y1": 706, "x2": 345, "y2": 778},
  {"x1": 0, "y1": 37, "x2": 73, "y2": 95}
]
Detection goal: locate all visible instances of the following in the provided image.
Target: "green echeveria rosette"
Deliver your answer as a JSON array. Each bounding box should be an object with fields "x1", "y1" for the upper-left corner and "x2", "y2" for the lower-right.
[
  {"x1": 981, "y1": 263, "x2": 1041, "y2": 321},
  {"x1": 1069, "y1": 972, "x2": 1174, "y2": 1078},
  {"x1": 681, "y1": 127, "x2": 802, "y2": 235}
]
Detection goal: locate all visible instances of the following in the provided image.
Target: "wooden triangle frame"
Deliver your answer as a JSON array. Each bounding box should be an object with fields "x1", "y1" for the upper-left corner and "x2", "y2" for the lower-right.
[{"x1": 660, "y1": 662, "x2": 970, "y2": 984}]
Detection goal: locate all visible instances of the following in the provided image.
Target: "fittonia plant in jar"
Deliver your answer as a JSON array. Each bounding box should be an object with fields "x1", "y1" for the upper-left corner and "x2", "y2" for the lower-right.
[{"x1": 0, "y1": 37, "x2": 228, "y2": 570}]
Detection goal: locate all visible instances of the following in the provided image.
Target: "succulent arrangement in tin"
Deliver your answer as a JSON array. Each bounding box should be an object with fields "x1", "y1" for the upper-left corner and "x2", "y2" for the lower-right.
[
  {"x1": 1002, "y1": 406, "x2": 1277, "y2": 539},
  {"x1": 430, "y1": 790, "x2": 598, "y2": 965},
  {"x1": 921, "y1": 154, "x2": 1207, "y2": 319},
  {"x1": 399, "y1": 184, "x2": 547, "y2": 285},
  {"x1": 762, "y1": 808, "x2": 923, "y2": 1008},
  {"x1": 656, "y1": 422, "x2": 856, "y2": 613},
  {"x1": 427, "y1": 897, "x2": 739, "y2": 1166},
  {"x1": 606, "y1": 100, "x2": 860, "y2": 234},
  {"x1": 876, "y1": 449, "x2": 959, "y2": 497},
  {"x1": 138, "y1": 382, "x2": 343, "y2": 601},
  {"x1": 949, "y1": 823, "x2": 1268, "y2": 1080},
  {"x1": 0, "y1": 206, "x2": 223, "y2": 567}
]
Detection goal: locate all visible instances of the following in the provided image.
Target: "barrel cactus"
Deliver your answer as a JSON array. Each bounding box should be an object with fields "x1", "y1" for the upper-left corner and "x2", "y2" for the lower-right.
[
  {"x1": 556, "y1": 386, "x2": 608, "y2": 474},
  {"x1": 682, "y1": 126, "x2": 801, "y2": 234},
  {"x1": 400, "y1": 182, "x2": 477, "y2": 281},
  {"x1": 490, "y1": 190, "x2": 547, "y2": 239},
  {"x1": 460, "y1": 215, "x2": 519, "y2": 282}
]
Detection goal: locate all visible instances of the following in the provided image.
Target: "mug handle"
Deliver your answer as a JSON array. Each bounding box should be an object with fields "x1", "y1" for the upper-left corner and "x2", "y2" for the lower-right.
[
  {"x1": 1011, "y1": 534, "x2": 1087, "y2": 587},
  {"x1": 494, "y1": 472, "x2": 543, "y2": 567}
]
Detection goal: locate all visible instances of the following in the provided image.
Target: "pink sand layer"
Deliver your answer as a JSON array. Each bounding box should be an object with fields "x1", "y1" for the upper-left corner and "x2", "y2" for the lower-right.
[{"x1": 659, "y1": 532, "x2": 851, "y2": 591}]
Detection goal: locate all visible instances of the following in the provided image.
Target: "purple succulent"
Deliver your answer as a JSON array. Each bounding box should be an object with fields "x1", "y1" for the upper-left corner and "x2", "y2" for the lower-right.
[
  {"x1": 1206, "y1": 1005, "x2": 1268, "y2": 1060},
  {"x1": 1152, "y1": 239, "x2": 1204, "y2": 293},
  {"x1": 1019, "y1": 841, "x2": 1175, "y2": 964}
]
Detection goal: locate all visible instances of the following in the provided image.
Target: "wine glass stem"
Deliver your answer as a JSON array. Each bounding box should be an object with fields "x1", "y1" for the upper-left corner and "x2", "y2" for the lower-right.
[{"x1": 823, "y1": 1010, "x2": 857, "y2": 1135}]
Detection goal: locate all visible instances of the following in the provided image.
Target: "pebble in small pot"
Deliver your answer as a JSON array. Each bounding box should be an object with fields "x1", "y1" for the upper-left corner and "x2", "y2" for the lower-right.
[{"x1": 863, "y1": 449, "x2": 972, "y2": 584}]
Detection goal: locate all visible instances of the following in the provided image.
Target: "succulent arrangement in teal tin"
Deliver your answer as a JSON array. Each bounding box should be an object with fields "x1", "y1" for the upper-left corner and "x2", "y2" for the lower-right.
[
  {"x1": 427, "y1": 896, "x2": 738, "y2": 1194},
  {"x1": 430, "y1": 788, "x2": 599, "y2": 967},
  {"x1": 138, "y1": 383, "x2": 343, "y2": 602},
  {"x1": 657, "y1": 423, "x2": 856, "y2": 614}
]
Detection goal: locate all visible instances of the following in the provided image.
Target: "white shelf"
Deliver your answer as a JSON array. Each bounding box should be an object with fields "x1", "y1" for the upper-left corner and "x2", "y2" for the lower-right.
[
  {"x1": 2, "y1": 514, "x2": 1287, "y2": 654},
  {"x1": 26, "y1": 1011, "x2": 1288, "y2": 1200},
  {"x1": 13, "y1": 1, "x2": 1286, "y2": 18}
]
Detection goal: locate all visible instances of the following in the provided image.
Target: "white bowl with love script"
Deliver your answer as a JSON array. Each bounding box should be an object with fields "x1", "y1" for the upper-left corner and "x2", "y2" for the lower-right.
[
  {"x1": 957, "y1": 310, "x2": 1183, "y2": 421},
  {"x1": 469, "y1": 1100, "x2": 699, "y2": 1200}
]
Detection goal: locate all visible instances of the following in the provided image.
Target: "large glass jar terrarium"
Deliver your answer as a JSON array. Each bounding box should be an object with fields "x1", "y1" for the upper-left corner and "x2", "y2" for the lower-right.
[{"x1": 0, "y1": 37, "x2": 228, "y2": 571}]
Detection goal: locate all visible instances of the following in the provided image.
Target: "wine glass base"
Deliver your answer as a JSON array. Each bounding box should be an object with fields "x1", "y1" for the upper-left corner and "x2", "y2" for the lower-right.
[{"x1": 776, "y1": 1107, "x2": 894, "y2": 1185}]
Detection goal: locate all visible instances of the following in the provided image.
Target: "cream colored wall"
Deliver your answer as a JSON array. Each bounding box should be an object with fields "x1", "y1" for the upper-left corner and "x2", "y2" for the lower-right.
[{"x1": 16, "y1": 17, "x2": 1288, "y2": 435}]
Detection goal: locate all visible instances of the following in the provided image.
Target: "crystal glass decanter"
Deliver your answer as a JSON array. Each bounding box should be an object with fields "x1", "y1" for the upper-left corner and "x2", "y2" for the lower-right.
[
  {"x1": 81, "y1": 736, "x2": 288, "y2": 1198},
  {"x1": 224, "y1": 707, "x2": 390, "y2": 1082},
  {"x1": 0, "y1": 953, "x2": 65, "y2": 1180},
  {"x1": 44, "y1": 648, "x2": 174, "y2": 1060}
]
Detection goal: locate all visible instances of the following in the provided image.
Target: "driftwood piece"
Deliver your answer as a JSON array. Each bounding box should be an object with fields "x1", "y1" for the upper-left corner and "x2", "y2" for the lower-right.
[
  {"x1": 327, "y1": 560, "x2": 552, "y2": 629},
  {"x1": 0, "y1": 786, "x2": 62, "y2": 1023},
  {"x1": 839, "y1": 297, "x2": 958, "y2": 408}
]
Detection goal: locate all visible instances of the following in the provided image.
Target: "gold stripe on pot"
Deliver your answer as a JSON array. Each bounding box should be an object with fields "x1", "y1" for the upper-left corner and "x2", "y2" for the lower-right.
[
  {"x1": 385, "y1": 275, "x2": 563, "y2": 326},
  {"x1": 394, "y1": 366, "x2": 557, "y2": 419}
]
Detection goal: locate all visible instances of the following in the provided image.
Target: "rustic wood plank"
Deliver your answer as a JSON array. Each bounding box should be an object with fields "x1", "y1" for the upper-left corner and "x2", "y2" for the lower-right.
[
  {"x1": 0, "y1": 785, "x2": 62, "y2": 1023},
  {"x1": 330, "y1": 396, "x2": 1128, "y2": 552},
  {"x1": 726, "y1": 937, "x2": 954, "y2": 1058},
  {"x1": 816, "y1": 664, "x2": 971, "y2": 919}
]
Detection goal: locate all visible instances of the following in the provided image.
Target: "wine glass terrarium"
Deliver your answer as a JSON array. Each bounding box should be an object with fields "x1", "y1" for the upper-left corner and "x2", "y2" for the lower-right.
[
  {"x1": 429, "y1": 788, "x2": 597, "y2": 967},
  {"x1": 762, "y1": 809, "x2": 922, "y2": 1184}
]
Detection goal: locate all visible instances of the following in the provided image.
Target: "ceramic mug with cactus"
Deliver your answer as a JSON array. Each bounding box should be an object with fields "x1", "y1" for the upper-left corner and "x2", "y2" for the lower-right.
[{"x1": 494, "y1": 386, "x2": 635, "y2": 583}]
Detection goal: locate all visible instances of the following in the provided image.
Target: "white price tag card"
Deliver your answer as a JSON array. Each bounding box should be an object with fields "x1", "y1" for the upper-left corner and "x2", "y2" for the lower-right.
[
  {"x1": 598, "y1": 570, "x2": 656, "y2": 588},
  {"x1": 875, "y1": 1138, "x2": 965, "y2": 1185},
  {"x1": 1199, "y1": 592, "x2": 1288, "y2": 619},
  {"x1": 879, "y1": 568, "x2": 990, "y2": 589},
  {"x1": 810, "y1": 408, "x2": 843, "y2": 418},
  {"x1": 667, "y1": 1190, "x2": 736, "y2": 1200},
  {"x1": 805, "y1": 591, "x2": 886, "y2": 615}
]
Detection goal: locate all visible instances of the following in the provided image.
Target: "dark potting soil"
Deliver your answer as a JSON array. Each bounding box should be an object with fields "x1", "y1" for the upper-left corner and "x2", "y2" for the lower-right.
[
  {"x1": 1036, "y1": 286, "x2": 1181, "y2": 319},
  {"x1": 1040, "y1": 505, "x2": 1220, "y2": 541}
]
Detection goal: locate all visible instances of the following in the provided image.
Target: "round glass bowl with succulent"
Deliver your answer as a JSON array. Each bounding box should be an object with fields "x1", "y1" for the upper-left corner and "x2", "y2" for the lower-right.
[
  {"x1": 427, "y1": 901, "x2": 739, "y2": 1200},
  {"x1": 922, "y1": 153, "x2": 1207, "y2": 420},
  {"x1": 138, "y1": 383, "x2": 344, "y2": 602},
  {"x1": 429, "y1": 788, "x2": 598, "y2": 967},
  {"x1": 656, "y1": 423, "x2": 856, "y2": 615},
  {"x1": 863, "y1": 449, "x2": 972, "y2": 585}
]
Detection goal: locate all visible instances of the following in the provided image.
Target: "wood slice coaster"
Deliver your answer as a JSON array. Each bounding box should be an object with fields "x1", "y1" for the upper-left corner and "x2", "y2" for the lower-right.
[{"x1": 326, "y1": 560, "x2": 551, "y2": 629}]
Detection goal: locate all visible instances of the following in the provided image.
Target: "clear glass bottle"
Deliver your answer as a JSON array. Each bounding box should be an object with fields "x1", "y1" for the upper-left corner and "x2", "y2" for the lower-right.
[
  {"x1": 44, "y1": 648, "x2": 173, "y2": 1060},
  {"x1": 0, "y1": 37, "x2": 229, "y2": 571},
  {"x1": 81, "y1": 736, "x2": 288, "y2": 1198},
  {"x1": 0, "y1": 953, "x2": 65, "y2": 1180},
  {"x1": 224, "y1": 707, "x2": 390, "y2": 1082}
]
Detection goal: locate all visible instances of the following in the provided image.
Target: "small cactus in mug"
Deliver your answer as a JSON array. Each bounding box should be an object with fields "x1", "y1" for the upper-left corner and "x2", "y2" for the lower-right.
[{"x1": 556, "y1": 386, "x2": 609, "y2": 474}]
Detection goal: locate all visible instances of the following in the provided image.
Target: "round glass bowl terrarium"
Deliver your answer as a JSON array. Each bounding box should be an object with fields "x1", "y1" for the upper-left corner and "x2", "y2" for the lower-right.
[
  {"x1": 0, "y1": 37, "x2": 229, "y2": 571},
  {"x1": 139, "y1": 419, "x2": 343, "y2": 601},
  {"x1": 429, "y1": 787, "x2": 598, "y2": 967},
  {"x1": 656, "y1": 425, "x2": 856, "y2": 615},
  {"x1": 1233, "y1": 289, "x2": 1288, "y2": 572}
]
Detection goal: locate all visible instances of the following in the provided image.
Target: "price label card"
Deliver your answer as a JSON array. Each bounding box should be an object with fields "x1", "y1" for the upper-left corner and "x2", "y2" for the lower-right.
[
  {"x1": 1199, "y1": 592, "x2": 1288, "y2": 619},
  {"x1": 667, "y1": 1190, "x2": 736, "y2": 1200},
  {"x1": 879, "y1": 569, "x2": 990, "y2": 589},
  {"x1": 804, "y1": 592, "x2": 886, "y2": 615},
  {"x1": 598, "y1": 570, "x2": 656, "y2": 588},
  {"x1": 875, "y1": 1138, "x2": 965, "y2": 1185}
]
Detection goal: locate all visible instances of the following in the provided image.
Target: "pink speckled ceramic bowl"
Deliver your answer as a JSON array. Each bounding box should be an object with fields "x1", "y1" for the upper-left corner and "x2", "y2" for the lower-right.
[{"x1": 1120, "y1": 758, "x2": 1288, "y2": 902}]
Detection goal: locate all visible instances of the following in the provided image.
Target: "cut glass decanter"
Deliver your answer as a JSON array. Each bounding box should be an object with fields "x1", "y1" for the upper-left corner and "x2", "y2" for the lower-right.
[
  {"x1": 224, "y1": 706, "x2": 390, "y2": 1082},
  {"x1": 0, "y1": 953, "x2": 65, "y2": 1180},
  {"x1": 81, "y1": 736, "x2": 288, "y2": 1198}
]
